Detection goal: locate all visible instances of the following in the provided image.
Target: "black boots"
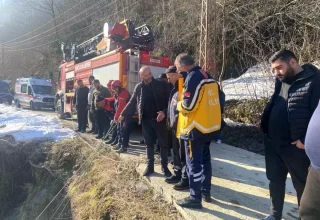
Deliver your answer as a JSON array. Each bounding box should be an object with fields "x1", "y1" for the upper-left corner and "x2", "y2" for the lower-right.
[
  {"x1": 173, "y1": 180, "x2": 190, "y2": 191},
  {"x1": 143, "y1": 166, "x2": 154, "y2": 176},
  {"x1": 166, "y1": 170, "x2": 182, "y2": 184},
  {"x1": 162, "y1": 167, "x2": 172, "y2": 177},
  {"x1": 202, "y1": 194, "x2": 212, "y2": 203},
  {"x1": 176, "y1": 197, "x2": 202, "y2": 209},
  {"x1": 165, "y1": 175, "x2": 181, "y2": 184}
]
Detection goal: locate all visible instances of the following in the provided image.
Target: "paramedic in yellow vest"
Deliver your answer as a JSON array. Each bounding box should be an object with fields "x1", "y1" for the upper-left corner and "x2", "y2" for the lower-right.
[{"x1": 175, "y1": 53, "x2": 223, "y2": 209}]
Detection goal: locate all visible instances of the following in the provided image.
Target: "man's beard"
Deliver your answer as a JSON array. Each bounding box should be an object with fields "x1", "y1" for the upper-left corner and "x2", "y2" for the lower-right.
[{"x1": 279, "y1": 66, "x2": 296, "y2": 83}]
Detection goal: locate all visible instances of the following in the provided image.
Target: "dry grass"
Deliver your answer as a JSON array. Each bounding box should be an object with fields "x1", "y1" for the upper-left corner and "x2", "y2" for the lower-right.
[
  {"x1": 2, "y1": 135, "x2": 181, "y2": 220},
  {"x1": 67, "y1": 141, "x2": 181, "y2": 220}
]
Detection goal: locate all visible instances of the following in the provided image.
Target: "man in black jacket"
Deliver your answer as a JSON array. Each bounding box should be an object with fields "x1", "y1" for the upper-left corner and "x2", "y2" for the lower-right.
[
  {"x1": 120, "y1": 66, "x2": 172, "y2": 177},
  {"x1": 92, "y1": 80, "x2": 112, "y2": 139},
  {"x1": 260, "y1": 50, "x2": 320, "y2": 220},
  {"x1": 164, "y1": 66, "x2": 190, "y2": 190},
  {"x1": 73, "y1": 79, "x2": 89, "y2": 133}
]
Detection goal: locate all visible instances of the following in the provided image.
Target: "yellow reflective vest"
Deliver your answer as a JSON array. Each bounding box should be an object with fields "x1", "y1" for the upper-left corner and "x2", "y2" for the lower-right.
[{"x1": 177, "y1": 66, "x2": 221, "y2": 140}]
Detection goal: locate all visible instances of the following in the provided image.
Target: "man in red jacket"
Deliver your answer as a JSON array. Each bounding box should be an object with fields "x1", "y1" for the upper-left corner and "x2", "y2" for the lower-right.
[{"x1": 111, "y1": 80, "x2": 135, "y2": 153}]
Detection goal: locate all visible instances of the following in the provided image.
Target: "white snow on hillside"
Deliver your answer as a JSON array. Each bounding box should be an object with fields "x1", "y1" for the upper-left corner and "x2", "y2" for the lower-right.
[
  {"x1": 222, "y1": 63, "x2": 275, "y2": 100},
  {"x1": 0, "y1": 104, "x2": 75, "y2": 142}
]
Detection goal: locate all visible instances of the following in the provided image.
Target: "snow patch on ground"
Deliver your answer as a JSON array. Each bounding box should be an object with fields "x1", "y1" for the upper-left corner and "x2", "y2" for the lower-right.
[
  {"x1": 0, "y1": 104, "x2": 75, "y2": 142},
  {"x1": 224, "y1": 118, "x2": 253, "y2": 127},
  {"x1": 223, "y1": 62, "x2": 320, "y2": 100},
  {"x1": 222, "y1": 63, "x2": 275, "y2": 100}
]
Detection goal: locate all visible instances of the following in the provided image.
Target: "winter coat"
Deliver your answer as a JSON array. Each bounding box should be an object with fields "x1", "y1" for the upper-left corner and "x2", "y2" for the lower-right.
[
  {"x1": 73, "y1": 86, "x2": 89, "y2": 106},
  {"x1": 177, "y1": 66, "x2": 224, "y2": 140},
  {"x1": 261, "y1": 64, "x2": 320, "y2": 143},
  {"x1": 92, "y1": 85, "x2": 111, "y2": 111},
  {"x1": 121, "y1": 77, "x2": 171, "y2": 124}
]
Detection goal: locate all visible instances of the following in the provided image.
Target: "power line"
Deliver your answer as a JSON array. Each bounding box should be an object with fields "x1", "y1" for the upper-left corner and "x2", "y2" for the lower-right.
[
  {"x1": 2, "y1": 0, "x2": 89, "y2": 45},
  {"x1": 4, "y1": 0, "x2": 116, "y2": 48},
  {"x1": 6, "y1": 1, "x2": 141, "y2": 52}
]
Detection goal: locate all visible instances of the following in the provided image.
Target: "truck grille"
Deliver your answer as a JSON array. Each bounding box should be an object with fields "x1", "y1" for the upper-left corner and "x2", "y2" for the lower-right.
[{"x1": 43, "y1": 98, "x2": 54, "y2": 103}]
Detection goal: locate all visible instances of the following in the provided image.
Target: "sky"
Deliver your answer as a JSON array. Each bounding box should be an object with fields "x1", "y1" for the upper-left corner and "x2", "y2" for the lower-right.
[{"x1": 0, "y1": 0, "x2": 51, "y2": 42}]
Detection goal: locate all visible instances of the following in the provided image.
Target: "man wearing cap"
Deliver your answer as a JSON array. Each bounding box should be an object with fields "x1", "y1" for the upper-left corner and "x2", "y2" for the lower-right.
[
  {"x1": 92, "y1": 79, "x2": 112, "y2": 139},
  {"x1": 165, "y1": 65, "x2": 190, "y2": 190},
  {"x1": 110, "y1": 80, "x2": 135, "y2": 153}
]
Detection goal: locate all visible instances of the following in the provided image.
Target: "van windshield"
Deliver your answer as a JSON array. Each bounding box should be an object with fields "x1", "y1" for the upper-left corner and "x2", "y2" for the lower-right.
[
  {"x1": 0, "y1": 86, "x2": 9, "y2": 93},
  {"x1": 32, "y1": 85, "x2": 55, "y2": 95}
]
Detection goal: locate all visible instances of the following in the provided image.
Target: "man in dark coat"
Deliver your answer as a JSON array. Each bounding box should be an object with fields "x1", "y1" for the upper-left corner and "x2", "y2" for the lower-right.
[
  {"x1": 73, "y1": 79, "x2": 89, "y2": 133},
  {"x1": 260, "y1": 50, "x2": 320, "y2": 220},
  {"x1": 92, "y1": 79, "x2": 112, "y2": 139},
  {"x1": 120, "y1": 66, "x2": 172, "y2": 177},
  {"x1": 164, "y1": 66, "x2": 189, "y2": 190}
]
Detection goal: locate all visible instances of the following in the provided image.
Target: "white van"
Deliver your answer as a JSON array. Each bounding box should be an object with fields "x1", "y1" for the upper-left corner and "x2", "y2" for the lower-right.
[{"x1": 14, "y1": 78, "x2": 56, "y2": 111}]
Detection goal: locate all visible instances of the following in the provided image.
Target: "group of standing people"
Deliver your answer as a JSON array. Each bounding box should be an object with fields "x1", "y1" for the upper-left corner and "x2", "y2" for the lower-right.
[
  {"x1": 119, "y1": 53, "x2": 225, "y2": 209},
  {"x1": 73, "y1": 50, "x2": 320, "y2": 219},
  {"x1": 73, "y1": 76, "x2": 134, "y2": 153},
  {"x1": 74, "y1": 53, "x2": 225, "y2": 209}
]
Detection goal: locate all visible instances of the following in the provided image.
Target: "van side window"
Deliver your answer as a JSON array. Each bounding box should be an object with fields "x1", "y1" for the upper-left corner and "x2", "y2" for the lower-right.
[{"x1": 21, "y1": 84, "x2": 27, "y2": 93}]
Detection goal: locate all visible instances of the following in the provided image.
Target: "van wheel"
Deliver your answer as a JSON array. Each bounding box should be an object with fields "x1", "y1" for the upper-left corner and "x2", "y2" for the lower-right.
[
  {"x1": 30, "y1": 101, "x2": 35, "y2": 110},
  {"x1": 15, "y1": 100, "x2": 21, "y2": 108}
]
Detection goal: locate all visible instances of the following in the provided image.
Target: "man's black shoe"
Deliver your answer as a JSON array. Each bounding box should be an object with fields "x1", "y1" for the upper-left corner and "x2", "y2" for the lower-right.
[
  {"x1": 75, "y1": 129, "x2": 80, "y2": 132},
  {"x1": 143, "y1": 166, "x2": 154, "y2": 176},
  {"x1": 176, "y1": 197, "x2": 202, "y2": 209},
  {"x1": 105, "y1": 138, "x2": 115, "y2": 145},
  {"x1": 95, "y1": 135, "x2": 103, "y2": 139},
  {"x1": 173, "y1": 180, "x2": 190, "y2": 191},
  {"x1": 87, "y1": 129, "x2": 94, "y2": 133},
  {"x1": 162, "y1": 167, "x2": 172, "y2": 177},
  {"x1": 140, "y1": 139, "x2": 145, "y2": 144},
  {"x1": 202, "y1": 194, "x2": 212, "y2": 203},
  {"x1": 80, "y1": 130, "x2": 85, "y2": 133},
  {"x1": 165, "y1": 175, "x2": 181, "y2": 184}
]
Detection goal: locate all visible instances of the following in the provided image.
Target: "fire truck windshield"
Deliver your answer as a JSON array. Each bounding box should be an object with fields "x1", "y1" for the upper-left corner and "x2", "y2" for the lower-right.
[{"x1": 32, "y1": 85, "x2": 55, "y2": 95}]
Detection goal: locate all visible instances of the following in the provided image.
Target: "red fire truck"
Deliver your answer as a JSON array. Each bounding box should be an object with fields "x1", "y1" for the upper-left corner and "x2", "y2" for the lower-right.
[{"x1": 56, "y1": 20, "x2": 173, "y2": 119}]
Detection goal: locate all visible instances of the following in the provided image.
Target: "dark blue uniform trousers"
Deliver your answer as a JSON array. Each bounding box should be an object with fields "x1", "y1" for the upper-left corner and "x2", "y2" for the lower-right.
[{"x1": 184, "y1": 139, "x2": 212, "y2": 201}]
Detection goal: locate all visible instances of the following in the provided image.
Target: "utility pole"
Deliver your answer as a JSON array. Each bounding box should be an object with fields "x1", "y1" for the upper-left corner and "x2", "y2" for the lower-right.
[{"x1": 199, "y1": 0, "x2": 208, "y2": 71}]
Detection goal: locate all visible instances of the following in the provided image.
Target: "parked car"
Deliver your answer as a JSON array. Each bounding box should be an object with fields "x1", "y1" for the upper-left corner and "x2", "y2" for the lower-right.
[{"x1": 0, "y1": 81, "x2": 13, "y2": 105}]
